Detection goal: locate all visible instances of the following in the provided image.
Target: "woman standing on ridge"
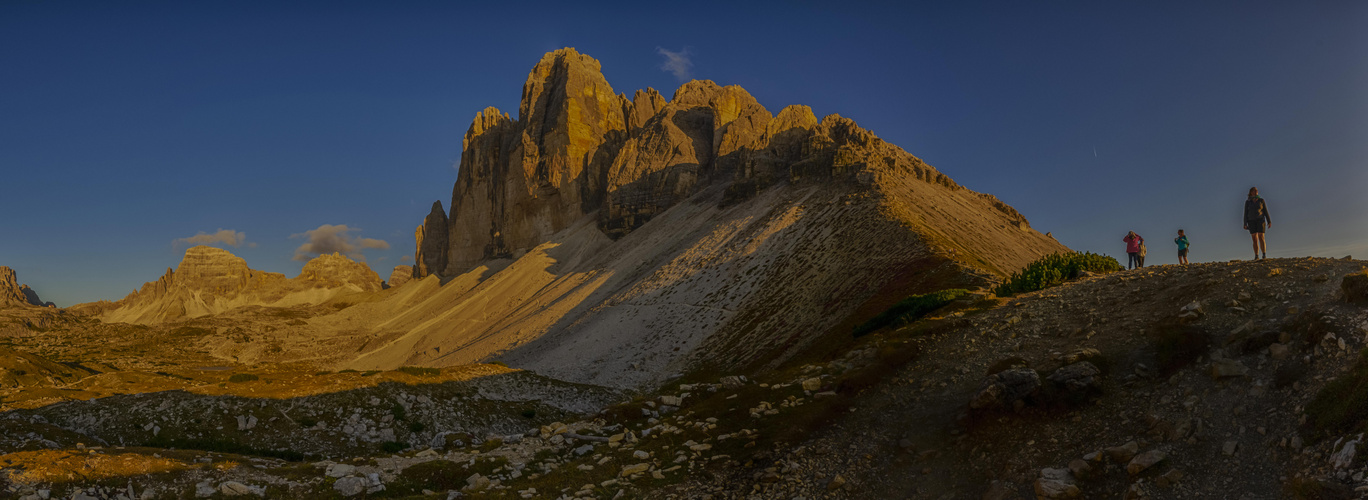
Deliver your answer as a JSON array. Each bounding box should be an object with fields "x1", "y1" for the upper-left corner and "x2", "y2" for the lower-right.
[
  {"x1": 1124, "y1": 231, "x2": 1144, "y2": 269},
  {"x1": 1244, "y1": 187, "x2": 1271, "y2": 260}
]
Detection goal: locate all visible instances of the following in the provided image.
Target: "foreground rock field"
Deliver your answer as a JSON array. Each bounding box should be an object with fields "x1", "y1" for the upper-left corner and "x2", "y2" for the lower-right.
[{"x1": 2, "y1": 257, "x2": 1367, "y2": 499}]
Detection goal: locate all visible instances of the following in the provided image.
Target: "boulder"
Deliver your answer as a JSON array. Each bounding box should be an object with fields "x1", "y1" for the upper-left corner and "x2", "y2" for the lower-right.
[
  {"x1": 1126, "y1": 449, "x2": 1166, "y2": 474},
  {"x1": 218, "y1": 482, "x2": 254, "y2": 497},
  {"x1": 325, "y1": 463, "x2": 356, "y2": 478},
  {"x1": 464, "y1": 473, "x2": 491, "y2": 491},
  {"x1": 333, "y1": 477, "x2": 366, "y2": 496},
  {"x1": 1047, "y1": 361, "x2": 1101, "y2": 393},
  {"x1": 1033, "y1": 468, "x2": 1080, "y2": 498},
  {"x1": 1105, "y1": 441, "x2": 1139, "y2": 463},
  {"x1": 970, "y1": 368, "x2": 1040, "y2": 410},
  {"x1": 1331, "y1": 435, "x2": 1361, "y2": 469},
  {"x1": 1210, "y1": 358, "x2": 1249, "y2": 379},
  {"x1": 620, "y1": 463, "x2": 650, "y2": 477}
]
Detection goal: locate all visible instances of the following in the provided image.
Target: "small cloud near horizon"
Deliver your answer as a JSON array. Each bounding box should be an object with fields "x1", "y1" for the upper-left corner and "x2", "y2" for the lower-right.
[
  {"x1": 174, "y1": 229, "x2": 254, "y2": 248},
  {"x1": 656, "y1": 47, "x2": 693, "y2": 81},
  {"x1": 399, "y1": 255, "x2": 414, "y2": 263},
  {"x1": 290, "y1": 224, "x2": 390, "y2": 262}
]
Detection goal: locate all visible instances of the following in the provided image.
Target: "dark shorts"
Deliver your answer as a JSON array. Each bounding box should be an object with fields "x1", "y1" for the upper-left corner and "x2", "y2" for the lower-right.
[
  {"x1": 1247, "y1": 220, "x2": 1265, "y2": 234},
  {"x1": 1178, "y1": 248, "x2": 1188, "y2": 257}
]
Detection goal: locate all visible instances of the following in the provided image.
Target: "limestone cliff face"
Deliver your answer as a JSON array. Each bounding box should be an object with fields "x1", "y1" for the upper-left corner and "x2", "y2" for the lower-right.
[
  {"x1": 413, "y1": 201, "x2": 449, "y2": 278},
  {"x1": 416, "y1": 48, "x2": 1039, "y2": 279},
  {"x1": 89, "y1": 246, "x2": 383, "y2": 324},
  {"x1": 0, "y1": 266, "x2": 46, "y2": 308},
  {"x1": 373, "y1": 49, "x2": 1070, "y2": 387},
  {"x1": 434, "y1": 48, "x2": 629, "y2": 274}
]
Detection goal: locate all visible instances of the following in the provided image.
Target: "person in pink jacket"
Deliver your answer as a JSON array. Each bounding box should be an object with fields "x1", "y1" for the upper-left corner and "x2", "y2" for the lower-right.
[{"x1": 1123, "y1": 231, "x2": 1144, "y2": 269}]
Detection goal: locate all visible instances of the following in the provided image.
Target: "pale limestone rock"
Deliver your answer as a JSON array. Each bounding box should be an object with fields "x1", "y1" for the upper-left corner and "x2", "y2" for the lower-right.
[
  {"x1": 1127, "y1": 449, "x2": 1166, "y2": 474},
  {"x1": 87, "y1": 246, "x2": 381, "y2": 324},
  {"x1": 413, "y1": 201, "x2": 448, "y2": 278},
  {"x1": 0, "y1": 266, "x2": 45, "y2": 307},
  {"x1": 388, "y1": 265, "x2": 413, "y2": 288}
]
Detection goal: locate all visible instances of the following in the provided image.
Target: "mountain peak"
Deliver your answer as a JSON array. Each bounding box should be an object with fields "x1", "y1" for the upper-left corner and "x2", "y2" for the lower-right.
[
  {"x1": 388, "y1": 49, "x2": 1067, "y2": 386},
  {"x1": 0, "y1": 266, "x2": 47, "y2": 308}
]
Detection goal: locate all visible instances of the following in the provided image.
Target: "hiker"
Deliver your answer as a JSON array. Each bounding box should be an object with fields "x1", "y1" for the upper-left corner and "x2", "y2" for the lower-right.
[
  {"x1": 1243, "y1": 187, "x2": 1271, "y2": 259},
  {"x1": 1124, "y1": 231, "x2": 1144, "y2": 269},
  {"x1": 1174, "y1": 229, "x2": 1190, "y2": 265}
]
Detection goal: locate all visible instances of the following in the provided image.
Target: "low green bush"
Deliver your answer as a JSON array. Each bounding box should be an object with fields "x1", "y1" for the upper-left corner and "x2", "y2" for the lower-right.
[
  {"x1": 398, "y1": 366, "x2": 440, "y2": 377},
  {"x1": 993, "y1": 252, "x2": 1123, "y2": 297},
  {"x1": 227, "y1": 373, "x2": 260, "y2": 383},
  {"x1": 853, "y1": 289, "x2": 970, "y2": 338},
  {"x1": 1306, "y1": 348, "x2": 1368, "y2": 438}
]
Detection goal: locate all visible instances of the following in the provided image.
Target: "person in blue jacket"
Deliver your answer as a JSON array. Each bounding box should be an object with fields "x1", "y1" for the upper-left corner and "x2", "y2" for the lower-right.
[{"x1": 1174, "y1": 229, "x2": 1189, "y2": 265}]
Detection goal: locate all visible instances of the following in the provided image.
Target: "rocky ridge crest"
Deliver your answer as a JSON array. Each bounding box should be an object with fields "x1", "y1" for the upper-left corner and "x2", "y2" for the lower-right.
[
  {"x1": 415, "y1": 48, "x2": 1035, "y2": 278},
  {"x1": 81, "y1": 246, "x2": 382, "y2": 324}
]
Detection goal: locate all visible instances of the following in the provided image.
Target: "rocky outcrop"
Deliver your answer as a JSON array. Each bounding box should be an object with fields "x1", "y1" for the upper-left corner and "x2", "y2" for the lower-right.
[
  {"x1": 413, "y1": 201, "x2": 449, "y2": 279},
  {"x1": 429, "y1": 48, "x2": 1040, "y2": 278},
  {"x1": 1344, "y1": 270, "x2": 1368, "y2": 304},
  {"x1": 0, "y1": 266, "x2": 46, "y2": 308},
  {"x1": 298, "y1": 253, "x2": 383, "y2": 292},
  {"x1": 85, "y1": 246, "x2": 383, "y2": 324},
  {"x1": 371, "y1": 49, "x2": 1067, "y2": 387},
  {"x1": 388, "y1": 266, "x2": 413, "y2": 288}
]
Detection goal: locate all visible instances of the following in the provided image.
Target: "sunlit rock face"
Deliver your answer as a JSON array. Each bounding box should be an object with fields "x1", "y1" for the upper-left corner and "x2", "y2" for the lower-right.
[
  {"x1": 417, "y1": 48, "x2": 1037, "y2": 281},
  {"x1": 390, "y1": 48, "x2": 1067, "y2": 387},
  {"x1": 88, "y1": 246, "x2": 382, "y2": 324},
  {"x1": 0, "y1": 266, "x2": 46, "y2": 307}
]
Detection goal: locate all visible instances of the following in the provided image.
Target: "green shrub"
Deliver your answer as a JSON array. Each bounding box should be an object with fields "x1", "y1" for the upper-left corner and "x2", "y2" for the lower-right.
[
  {"x1": 396, "y1": 460, "x2": 466, "y2": 491},
  {"x1": 398, "y1": 366, "x2": 440, "y2": 377},
  {"x1": 993, "y1": 252, "x2": 1123, "y2": 297},
  {"x1": 227, "y1": 373, "x2": 260, "y2": 383},
  {"x1": 853, "y1": 289, "x2": 970, "y2": 337},
  {"x1": 408, "y1": 421, "x2": 425, "y2": 433},
  {"x1": 380, "y1": 441, "x2": 409, "y2": 453},
  {"x1": 520, "y1": 409, "x2": 537, "y2": 419},
  {"x1": 1306, "y1": 348, "x2": 1368, "y2": 438}
]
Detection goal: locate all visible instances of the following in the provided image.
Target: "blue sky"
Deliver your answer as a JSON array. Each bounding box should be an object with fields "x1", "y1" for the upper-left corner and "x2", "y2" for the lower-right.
[{"x1": 2, "y1": 1, "x2": 1365, "y2": 306}]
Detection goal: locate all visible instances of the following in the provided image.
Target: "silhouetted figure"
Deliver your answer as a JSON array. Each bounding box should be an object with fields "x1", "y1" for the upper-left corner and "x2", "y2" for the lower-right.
[{"x1": 1243, "y1": 187, "x2": 1271, "y2": 259}]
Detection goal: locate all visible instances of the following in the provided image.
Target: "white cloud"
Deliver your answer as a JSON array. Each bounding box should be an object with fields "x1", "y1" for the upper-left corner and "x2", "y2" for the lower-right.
[
  {"x1": 175, "y1": 229, "x2": 252, "y2": 248},
  {"x1": 656, "y1": 47, "x2": 693, "y2": 81},
  {"x1": 290, "y1": 224, "x2": 390, "y2": 262}
]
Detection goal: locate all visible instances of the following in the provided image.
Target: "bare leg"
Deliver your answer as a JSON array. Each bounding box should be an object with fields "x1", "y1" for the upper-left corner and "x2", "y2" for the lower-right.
[
  {"x1": 1251, "y1": 234, "x2": 1260, "y2": 258},
  {"x1": 1256, "y1": 233, "x2": 1267, "y2": 258}
]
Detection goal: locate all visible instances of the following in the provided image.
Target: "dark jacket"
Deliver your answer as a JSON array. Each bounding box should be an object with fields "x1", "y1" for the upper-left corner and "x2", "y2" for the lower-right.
[{"x1": 1244, "y1": 196, "x2": 1270, "y2": 224}]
